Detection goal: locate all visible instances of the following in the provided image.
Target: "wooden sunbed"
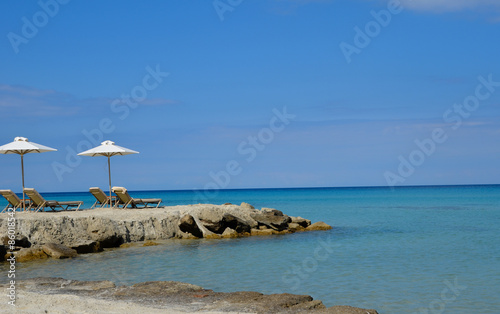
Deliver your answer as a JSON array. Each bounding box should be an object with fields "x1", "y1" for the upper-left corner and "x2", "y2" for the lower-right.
[
  {"x1": 24, "y1": 188, "x2": 83, "y2": 212},
  {"x1": 112, "y1": 186, "x2": 161, "y2": 208}
]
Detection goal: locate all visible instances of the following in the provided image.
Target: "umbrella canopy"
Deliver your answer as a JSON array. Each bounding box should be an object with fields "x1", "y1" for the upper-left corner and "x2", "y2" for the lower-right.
[
  {"x1": 78, "y1": 140, "x2": 139, "y2": 205},
  {"x1": 0, "y1": 137, "x2": 57, "y2": 211}
]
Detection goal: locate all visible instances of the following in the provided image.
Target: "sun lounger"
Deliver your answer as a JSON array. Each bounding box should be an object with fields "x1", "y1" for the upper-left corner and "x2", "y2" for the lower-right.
[
  {"x1": 89, "y1": 187, "x2": 114, "y2": 209},
  {"x1": 0, "y1": 189, "x2": 31, "y2": 212},
  {"x1": 24, "y1": 188, "x2": 83, "y2": 212},
  {"x1": 112, "y1": 186, "x2": 161, "y2": 208}
]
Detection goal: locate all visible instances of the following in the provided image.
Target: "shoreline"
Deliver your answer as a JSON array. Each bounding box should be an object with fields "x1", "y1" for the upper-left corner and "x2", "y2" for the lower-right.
[
  {"x1": 0, "y1": 203, "x2": 383, "y2": 313},
  {"x1": 1, "y1": 277, "x2": 379, "y2": 313}
]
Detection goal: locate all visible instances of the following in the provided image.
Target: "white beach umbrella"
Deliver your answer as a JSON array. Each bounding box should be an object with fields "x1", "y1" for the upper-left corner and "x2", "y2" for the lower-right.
[
  {"x1": 0, "y1": 137, "x2": 57, "y2": 211},
  {"x1": 78, "y1": 140, "x2": 139, "y2": 205}
]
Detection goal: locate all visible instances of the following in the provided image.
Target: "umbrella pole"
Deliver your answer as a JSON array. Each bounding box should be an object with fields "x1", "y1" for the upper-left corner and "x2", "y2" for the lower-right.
[
  {"x1": 21, "y1": 154, "x2": 25, "y2": 212},
  {"x1": 108, "y1": 156, "x2": 112, "y2": 208}
]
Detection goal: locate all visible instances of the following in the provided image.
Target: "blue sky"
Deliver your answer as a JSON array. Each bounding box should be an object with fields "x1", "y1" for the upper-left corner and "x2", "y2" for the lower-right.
[{"x1": 1, "y1": 0, "x2": 499, "y2": 193}]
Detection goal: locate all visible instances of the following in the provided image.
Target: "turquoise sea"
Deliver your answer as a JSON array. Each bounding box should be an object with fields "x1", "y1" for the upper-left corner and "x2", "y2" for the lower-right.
[{"x1": 1, "y1": 185, "x2": 499, "y2": 313}]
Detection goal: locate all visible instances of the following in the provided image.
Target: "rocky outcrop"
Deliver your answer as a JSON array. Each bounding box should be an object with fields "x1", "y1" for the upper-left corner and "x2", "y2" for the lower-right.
[
  {"x1": 3, "y1": 278, "x2": 378, "y2": 314},
  {"x1": 0, "y1": 203, "x2": 331, "y2": 262}
]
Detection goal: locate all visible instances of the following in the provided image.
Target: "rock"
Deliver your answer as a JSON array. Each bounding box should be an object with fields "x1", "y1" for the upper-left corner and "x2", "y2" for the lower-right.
[
  {"x1": 323, "y1": 305, "x2": 379, "y2": 313},
  {"x1": 143, "y1": 240, "x2": 159, "y2": 246},
  {"x1": 221, "y1": 228, "x2": 239, "y2": 238},
  {"x1": 15, "y1": 247, "x2": 48, "y2": 262},
  {"x1": 291, "y1": 299, "x2": 326, "y2": 310},
  {"x1": 72, "y1": 241, "x2": 102, "y2": 254},
  {"x1": 261, "y1": 207, "x2": 284, "y2": 215},
  {"x1": 179, "y1": 214, "x2": 203, "y2": 238},
  {"x1": 240, "y1": 202, "x2": 255, "y2": 209},
  {"x1": 201, "y1": 213, "x2": 250, "y2": 235},
  {"x1": 62, "y1": 279, "x2": 116, "y2": 291},
  {"x1": 42, "y1": 243, "x2": 78, "y2": 259},
  {"x1": 223, "y1": 203, "x2": 232, "y2": 205},
  {"x1": 200, "y1": 219, "x2": 225, "y2": 234},
  {"x1": 13, "y1": 277, "x2": 116, "y2": 292},
  {"x1": 204, "y1": 233, "x2": 222, "y2": 239},
  {"x1": 222, "y1": 213, "x2": 251, "y2": 233},
  {"x1": 0, "y1": 245, "x2": 6, "y2": 262},
  {"x1": 120, "y1": 242, "x2": 135, "y2": 248},
  {"x1": 114, "y1": 281, "x2": 204, "y2": 298},
  {"x1": 87, "y1": 217, "x2": 124, "y2": 248},
  {"x1": 2, "y1": 235, "x2": 31, "y2": 248},
  {"x1": 288, "y1": 222, "x2": 305, "y2": 232},
  {"x1": 4, "y1": 277, "x2": 379, "y2": 313},
  {"x1": 98, "y1": 235, "x2": 123, "y2": 248},
  {"x1": 250, "y1": 228, "x2": 274, "y2": 236},
  {"x1": 219, "y1": 292, "x2": 322, "y2": 313},
  {"x1": 291, "y1": 216, "x2": 311, "y2": 228},
  {"x1": 306, "y1": 221, "x2": 333, "y2": 231},
  {"x1": 251, "y1": 209, "x2": 291, "y2": 231}
]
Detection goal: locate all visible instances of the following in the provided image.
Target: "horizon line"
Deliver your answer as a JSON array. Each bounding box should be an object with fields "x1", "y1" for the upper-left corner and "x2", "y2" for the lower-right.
[{"x1": 32, "y1": 183, "x2": 500, "y2": 194}]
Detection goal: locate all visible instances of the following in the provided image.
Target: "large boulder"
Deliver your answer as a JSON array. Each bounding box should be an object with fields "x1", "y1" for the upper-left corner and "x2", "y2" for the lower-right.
[
  {"x1": 250, "y1": 208, "x2": 291, "y2": 231},
  {"x1": 15, "y1": 247, "x2": 48, "y2": 262},
  {"x1": 287, "y1": 222, "x2": 304, "y2": 232},
  {"x1": 221, "y1": 213, "x2": 251, "y2": 234},
  {"x1": 201, "y1": 213, "x2": 251, "y2": 234},
  {"x1": 42, "y1": 243, "x2": 78, "y2": 259},
  {"x1": 179, "y1": 214, "x2": 203, "y2": 238},
  {"x1": 200, "y1": 218, "x2": 225, "y2": 234},
  {"x1": 240, "y1": 202, "x2": 254, "y2": 209},
  {"x1": 221, "y1": 228, "x2": 239, "y2": 238}
]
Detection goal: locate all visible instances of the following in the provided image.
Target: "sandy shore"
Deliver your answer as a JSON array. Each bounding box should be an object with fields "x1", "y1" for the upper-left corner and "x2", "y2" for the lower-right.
[
  {"x1": 5, "y1": 291, "x2": 223, "y2": 314},
  {"x1": 1, "y1": 278, "x2": 379, "y2": 314}
]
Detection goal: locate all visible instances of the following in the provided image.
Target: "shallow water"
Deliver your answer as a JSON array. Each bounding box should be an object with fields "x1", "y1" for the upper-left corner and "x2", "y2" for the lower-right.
[{"x1": 1, "y1": 185, "x2": 499, "y2": 313}]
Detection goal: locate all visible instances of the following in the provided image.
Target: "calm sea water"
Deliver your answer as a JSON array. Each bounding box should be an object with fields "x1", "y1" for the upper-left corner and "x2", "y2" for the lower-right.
[{"x1": 1, "y1": 185, "x2": 499, "y2": 313}]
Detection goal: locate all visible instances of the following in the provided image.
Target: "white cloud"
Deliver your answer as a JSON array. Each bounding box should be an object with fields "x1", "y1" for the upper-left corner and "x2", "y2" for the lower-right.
[
  {"x1": 274, "y1": 0, "x2": 500, "y2": 18},
  {"x1": 0, "y1": 84, "x2": 180, "y2": 118},
  {"x1": 398, "y1": 0, "x2": 500, "y2": 12}
]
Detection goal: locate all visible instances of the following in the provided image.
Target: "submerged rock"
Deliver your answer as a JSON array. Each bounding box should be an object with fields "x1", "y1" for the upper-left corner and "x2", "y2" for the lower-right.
[{"x1": 306, "y1": 221, "x2": 333, "y2": 231}]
